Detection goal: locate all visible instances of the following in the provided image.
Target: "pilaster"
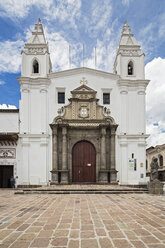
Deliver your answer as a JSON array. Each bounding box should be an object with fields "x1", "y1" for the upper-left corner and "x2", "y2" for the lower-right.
[
  {"x1": 51, "y1": 126, "x2": 58, "y2": 184},
  {"x1": 61, "y1": 126, "x2": 69, "y2": 184},
  {"x1": 110, "y1": 126, "x2": 118, "y2": 183},
  {"x1": 99, "y1": 126, "x2": 108, "y2": 183}
]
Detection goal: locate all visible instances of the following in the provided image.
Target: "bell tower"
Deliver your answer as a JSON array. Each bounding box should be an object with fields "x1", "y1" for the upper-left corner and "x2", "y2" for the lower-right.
[
  {"x1": 114, "y1": 21, "x2": 145, "y2": 80},
  {"x1": 21, "y1": 18, "x2": 52, "y2": 77},
  {"x1": 18, "y1": 18, "x2": 52, "y2": 135}
]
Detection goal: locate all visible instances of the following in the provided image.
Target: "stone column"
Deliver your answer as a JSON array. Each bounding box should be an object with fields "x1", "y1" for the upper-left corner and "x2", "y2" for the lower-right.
[
  {"x1": 99, "y1": 126, "x2": 108, "y2": 183},
  {"x1": 110, "y1": 126, "x2": 117, "y2": 183},
  {"x1": 62, "y1": 126, "x2": 67, "y2": 170},
  {"x1": 101, "y1": 127, "x2": 106, "y2": 170},
  {"x1": 61, "y1": 126, "x2": 68, "y2": 183},
  {"x1": 51, "y1": 126, "x2": 58, "y2": 184}
]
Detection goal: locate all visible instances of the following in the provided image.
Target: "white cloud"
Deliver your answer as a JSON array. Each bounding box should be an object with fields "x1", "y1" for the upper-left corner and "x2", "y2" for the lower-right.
[
  {"x1": 0, "y1": 80, "x2": 5, "y2": 85},
  {"x1": 122, "y1": 0, "x2": 132, "y2": 6},
  {"x1": 138, "y1": 13, "x2": 165, "y2": 60},
  {"x1": 0, "y1": 104, "x2": 17, "y2": 109},
  {"x1": 44, "y1": 27, "x2": 81, "y2": 71},
  {"x1": 0, "y1": 0, "x2": 81, "y2": 28},
  {"x1": 84, "y1": 0, "x2": 112, "y2": 37},
  {"x1": 43, "y1": 0, "x2": 81, "y2": 29},
  {"x1": 84, "y1": 18, "x2": 119, "y2": 72},
  {"x1": 0, "y1": 0, "x2": 53, "y2": 19},
  {"x1": 145, "y1": 57, "x2": 165, "y2": 147},
  {"x1": 83, "y1": 38, "x2": 117, "y2": 72},
  {"x1": 0, "y1": 40, "x2": 24, "y2": 73},
  {"x1": 0, "y1": 0, "x2": 30, "y2": 18}
]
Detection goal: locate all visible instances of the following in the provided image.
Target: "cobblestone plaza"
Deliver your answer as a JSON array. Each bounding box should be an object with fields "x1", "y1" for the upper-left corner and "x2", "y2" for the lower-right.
[{"x1": 0, "y1": 190, "x2": 165, "y2": 248}]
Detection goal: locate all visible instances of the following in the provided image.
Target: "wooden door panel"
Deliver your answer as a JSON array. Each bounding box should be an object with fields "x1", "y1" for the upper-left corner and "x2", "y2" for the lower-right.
[{"x1": 72, "y1": 141, "x2": 96, "y2": 183}]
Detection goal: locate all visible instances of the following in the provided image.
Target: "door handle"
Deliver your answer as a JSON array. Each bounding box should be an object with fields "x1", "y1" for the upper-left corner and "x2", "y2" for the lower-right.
[{"x1": 78, "y1": 170, "x2": 80, "y2": 174}]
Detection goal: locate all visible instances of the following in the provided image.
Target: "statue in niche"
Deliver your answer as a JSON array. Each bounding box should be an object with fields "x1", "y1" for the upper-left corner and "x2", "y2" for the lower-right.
[{"x1": 150, "y1": 157, "x2": 159, "y2": 181}]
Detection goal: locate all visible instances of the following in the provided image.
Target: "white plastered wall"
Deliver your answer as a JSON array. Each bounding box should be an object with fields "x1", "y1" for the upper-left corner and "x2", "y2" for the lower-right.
[{"x1": 18, "y1": 67, "x2": 148, "y2": 185}]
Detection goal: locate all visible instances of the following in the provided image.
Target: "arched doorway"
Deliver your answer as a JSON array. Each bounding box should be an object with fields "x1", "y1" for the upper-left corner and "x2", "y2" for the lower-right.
[{"x1": 72, "y1": 141, "x2": 96, "y2": 183}]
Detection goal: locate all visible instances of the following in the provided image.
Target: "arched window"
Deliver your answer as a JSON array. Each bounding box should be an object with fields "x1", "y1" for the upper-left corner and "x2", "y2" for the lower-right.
[
  {"x1": 33, "y1": 60, "x2": 39, "y2": 73},
  {"x1": 159, "y1": 155, "x2": 163, "y2": 167},
  {"x1": 128, "y1": 61, "x2": 133, "y2": 75}
]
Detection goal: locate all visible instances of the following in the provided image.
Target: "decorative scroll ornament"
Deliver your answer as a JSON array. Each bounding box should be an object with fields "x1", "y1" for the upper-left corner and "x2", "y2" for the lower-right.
[
  {"x1": 57, "y1": 108, "x2": 62, "y2": 116},
  {"x1": 106, "y1": 108, "x2": 111, "y2": 116}
]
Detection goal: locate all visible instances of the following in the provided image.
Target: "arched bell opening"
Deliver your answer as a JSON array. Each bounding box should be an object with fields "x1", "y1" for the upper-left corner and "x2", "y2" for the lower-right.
[
  {"x1": 128, "y1": 61, "x2": 133, "y2": 75},
  {"x1": 32, "y1": 59, "x2": 39, "y2": 73}
]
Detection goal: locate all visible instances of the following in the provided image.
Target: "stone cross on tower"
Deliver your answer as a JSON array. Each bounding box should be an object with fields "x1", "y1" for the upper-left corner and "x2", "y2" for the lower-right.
[{"x1": 80, "y1": 77, "x2": 88, "y2": 85}]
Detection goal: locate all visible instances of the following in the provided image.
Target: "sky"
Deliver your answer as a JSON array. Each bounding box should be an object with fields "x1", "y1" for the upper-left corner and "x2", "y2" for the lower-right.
[{"x1": 0, "y1": 0, "x2": 165, "y2": 147}]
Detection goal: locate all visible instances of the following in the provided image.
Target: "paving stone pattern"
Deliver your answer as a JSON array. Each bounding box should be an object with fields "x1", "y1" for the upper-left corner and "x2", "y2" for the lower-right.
[{"x1": 0, "y1": 190, "x2": 165, "y2": 248}]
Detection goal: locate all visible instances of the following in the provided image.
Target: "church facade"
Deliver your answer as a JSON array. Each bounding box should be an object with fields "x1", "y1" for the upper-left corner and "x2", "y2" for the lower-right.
[{"x1": 0, "y1": 20, "x2": 149, "y2": 187}]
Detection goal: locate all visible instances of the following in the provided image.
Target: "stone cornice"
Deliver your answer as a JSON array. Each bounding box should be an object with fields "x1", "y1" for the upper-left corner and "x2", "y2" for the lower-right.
[
  {"x1": 118, "y1": 134, "x2": 149, "y2": 139},
  {"x1": 24, "y1": 43, "x2": 48, "y2": 48},
  {"x1": 118, "y1": 79, "x2": 150, "y2": 88},
  {"x1": 19, "y1": 134, "x2": 49, "y2": 138},
  {"x1": 49, "y1": 67, "x2": 120, "y2": 80},
  {"x1": 22, "y1": 51, "x2": 49, "y2": 55},
  {"x1": 51, "y1": 118, "x2": 117, "y2": 127},
  {"x1": 17, "y1": 76, "x2": 50, "y2": 86}
]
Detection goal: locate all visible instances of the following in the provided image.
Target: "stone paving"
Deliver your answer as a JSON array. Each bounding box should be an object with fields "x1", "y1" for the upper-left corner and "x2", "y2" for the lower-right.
[{"x1": 0, "y1": 190, "x2": 165, "y2": 248}]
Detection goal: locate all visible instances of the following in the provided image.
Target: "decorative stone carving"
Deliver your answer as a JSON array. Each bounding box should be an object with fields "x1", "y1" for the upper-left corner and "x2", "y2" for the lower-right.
[
  {"x1": 80, "y1": 77, "x2": 88, "y2": 85},
  {"x1": 28, "y1": 48, "x2": 44, "y2": 54},
  {"x1": 78, "y1": 104, "x2": 89, "y2": 118},
  {"x1": 121, "y1": 49, "x2": 139, "y2": 56},
  {"x1": 106, "y1": 108, "x2": 111, "y2": 116},
  {"x1": 50, "y1": 82, "x2": 118, "y2": 184},
  {"x1": 61, "y1": 84, "x2": 107, "y2": 121},
  {"x1": 57, "y1": 108, "x2": 62, "y2": 116},
  {"x1": 0, "y1": 148, "x2": 16, "y2": 159}
]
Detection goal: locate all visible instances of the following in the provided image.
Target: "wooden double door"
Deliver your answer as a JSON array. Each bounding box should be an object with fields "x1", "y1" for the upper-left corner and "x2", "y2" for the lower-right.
[
  {"x1": 0, "y1": 165, "x2": 13, "y2": 188},
  {"x1": 72, "y1": 141, "x2": 96, "y2": 183}
]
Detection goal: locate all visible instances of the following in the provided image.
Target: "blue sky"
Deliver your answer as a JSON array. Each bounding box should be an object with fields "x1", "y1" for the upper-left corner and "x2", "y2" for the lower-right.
[{"x1": 0, "y1": 0, "x2": 165, "y2": 146}]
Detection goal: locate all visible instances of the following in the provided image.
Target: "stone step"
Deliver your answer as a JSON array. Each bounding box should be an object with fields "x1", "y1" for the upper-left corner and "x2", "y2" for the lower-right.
[
  {"x1": 15, "y1": 189, "x2": 148, "y2": 195},
  {"x1": 19, "y1": 188, "x2": 148, "y2": 192}
]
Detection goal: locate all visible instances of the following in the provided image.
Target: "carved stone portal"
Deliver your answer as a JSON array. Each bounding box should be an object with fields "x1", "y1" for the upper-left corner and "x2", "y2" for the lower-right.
[{"x1": 50, "y1": 82, "x2": 118, "y2": 184}]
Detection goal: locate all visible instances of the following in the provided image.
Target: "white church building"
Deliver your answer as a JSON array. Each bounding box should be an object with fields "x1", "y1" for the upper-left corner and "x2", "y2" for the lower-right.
[{"x1": 0, "y1": 20, "x2": 149, "y2": 187}]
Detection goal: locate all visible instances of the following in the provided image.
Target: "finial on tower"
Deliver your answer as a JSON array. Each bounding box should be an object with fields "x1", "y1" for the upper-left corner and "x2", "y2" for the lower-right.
[
  {"x1": 122, "y1": 20, "x2": 131, "y2": 35},
  {"x1": 38, "y1": 18, "x2": 41, "y2": 24}
]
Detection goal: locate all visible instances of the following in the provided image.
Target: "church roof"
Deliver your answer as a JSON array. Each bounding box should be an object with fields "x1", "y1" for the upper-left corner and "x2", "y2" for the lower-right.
[{"x1": 49, "y1": 67, "x2": 119, "y2": 79}]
